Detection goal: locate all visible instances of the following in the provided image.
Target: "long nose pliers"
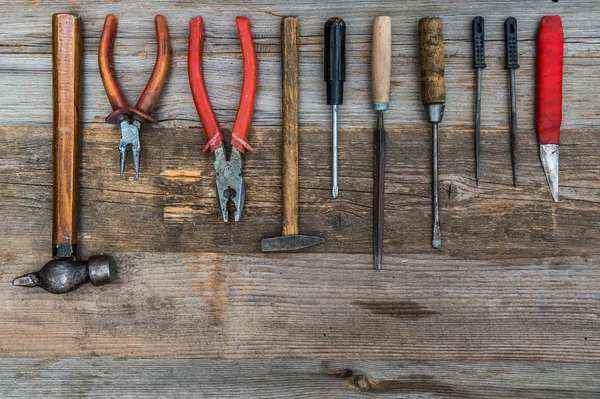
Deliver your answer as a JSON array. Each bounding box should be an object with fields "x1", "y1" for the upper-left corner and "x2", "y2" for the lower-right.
[
  {"x1": 188, "y1": 16, "x2": 257, "y2": 222},
  {"x1": 99, "y1": 14, "x2": 171, "y2": 179}
]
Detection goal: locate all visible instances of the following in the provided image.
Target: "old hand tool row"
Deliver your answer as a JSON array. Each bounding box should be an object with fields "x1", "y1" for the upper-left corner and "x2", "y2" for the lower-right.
[{"x1": 14, "y1": 13, "x2": 564, "y2": 293}]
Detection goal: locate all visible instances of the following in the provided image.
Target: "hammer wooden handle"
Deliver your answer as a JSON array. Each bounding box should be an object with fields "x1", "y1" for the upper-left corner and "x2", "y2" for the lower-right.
[
  {"x1": 281, "y1": 17, "x2": 299, "y2": 236},
  {"x1": 371, "y1": 16, "x2": 392, "y2": 110},
  {"x1": 52, "y1": 14, "x2": 81, "y2": 258},
  {"x1": 419, "y1": 17, "x2": 446, "y2": 104}
]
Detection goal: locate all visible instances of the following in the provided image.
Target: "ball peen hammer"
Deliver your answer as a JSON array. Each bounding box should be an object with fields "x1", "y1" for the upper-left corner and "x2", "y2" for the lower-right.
[
  {"x1": 261, "y1": 17, "x2": 325, "y2": 252},
  {"x1": 13, "y1": 14, "x2": 116, "y2": 294}
]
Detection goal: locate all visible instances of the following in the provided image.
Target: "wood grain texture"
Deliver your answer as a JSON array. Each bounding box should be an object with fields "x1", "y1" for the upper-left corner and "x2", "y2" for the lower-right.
[
  {"x1": 1, "y1": 0, "x2": 600, "y2": 396},
  {"x1": 1, "y1": 359, "x2": 599, "y2": 398},
  {"x1": 52, "y1": 13, "x2": 81, "y2": 249},
  {"x1": 371, "y1": 16, "x2": 391, "y2": 108},
  {"x1": 0, "y1": 1, "x2": 597, "y2": 130},
  {"x1": 1, "y1": 252, "x2": 600, "y2": 360},
  {"x1": 1, "y1": 126, "x2": 599, "y2": 258},
  {"x1": 280, "y1": 17, "x2": 299, "y2": 236},
  {"x1": 419, "y1": 17, "x2": 446, "y2": 104}
]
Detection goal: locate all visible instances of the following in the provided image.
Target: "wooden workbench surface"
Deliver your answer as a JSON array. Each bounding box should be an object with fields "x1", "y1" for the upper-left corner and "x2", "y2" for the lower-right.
[{"x1": 1, "y1": 1, "x2": 599, "y2": 397}]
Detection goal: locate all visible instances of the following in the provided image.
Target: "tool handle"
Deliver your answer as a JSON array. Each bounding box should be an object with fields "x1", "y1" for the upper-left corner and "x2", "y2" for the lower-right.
[
  {"x1": 280, "y1": 17, "x2": 300, "y2": 236},
  {"x1": 371, "y1": 16, "x2": 392, "y2": 111},
  {"x1": 419, "y1": 17, "x2": 446, "y2": 104},
  {"x1": 188, "y1": 16, "x2": 223, "y2": 153},
  {"x1": 505, "y1": 17, "x2": 519, "y2": 69},
  {"x1": 324, "y1": 17, "x2": 346, "y2": 105},
  {"x1": 231, "y1": 16, "x2": 257, "y2": 154},
  {"x1": 52, "y1": 13, "x2": 81, "y2": 259},
  {"x1": 99, "y1": 14, "x2": 129, "y2": 124},
  {"x1": 472, "y1": 16, "x2": 486, "y2": 69},
  {"x1": 537, "y1": 16, "x2": 563, "y2": 145},
  {"x1": 132, "y1": 15, "x2": 170, "y2": 124}
]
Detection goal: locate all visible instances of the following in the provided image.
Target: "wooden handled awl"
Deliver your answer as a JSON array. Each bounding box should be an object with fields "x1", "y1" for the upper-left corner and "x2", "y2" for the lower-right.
[
  {"x1": 13, "y1": 14, "x2": 116, "y2": 294},
  {"x1": 537, "y1": 16, "x2": 563, "y2": 202},
  {"x1": 419, "y1": 17, "x2": 445, "y2": 249},
  {"x1": 261, "y1": 17, "x2": 324, "y2": 252},
  {"x1": 372, "y1": 16, "x2": 391, "y2": 270}
]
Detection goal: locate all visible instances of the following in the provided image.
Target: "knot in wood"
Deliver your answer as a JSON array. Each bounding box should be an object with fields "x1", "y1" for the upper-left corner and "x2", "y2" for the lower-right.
[
  {"x1": 354, "y1": 375, "x2": 373, "y2": 392},
  {"x1": 331, "y1": 211, "x2": 349, "y2": 230},
  {"x1": 442, "y1": 180, "x2": 459, "y2": 201}
]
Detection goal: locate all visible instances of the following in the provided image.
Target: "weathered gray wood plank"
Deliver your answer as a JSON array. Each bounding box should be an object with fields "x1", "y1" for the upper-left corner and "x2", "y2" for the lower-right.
[
  {"x1": 0, "y1": 0, "x2": 597, "y2": 130},
  {"x1": 1, "y1": 359, "x2": 600, "y2": 398},
  {"x1": 1, "y1": 253, "x2": 599, "y2": 360}
]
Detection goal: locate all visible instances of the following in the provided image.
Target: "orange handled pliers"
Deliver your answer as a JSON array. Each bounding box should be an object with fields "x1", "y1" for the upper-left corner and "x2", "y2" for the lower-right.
[
  {"x1": 188, "y1": 16, "x2": 257, "y2": 222},
  {"x1": 99, "y1": 14, "x2": 171, "y2": 179}
]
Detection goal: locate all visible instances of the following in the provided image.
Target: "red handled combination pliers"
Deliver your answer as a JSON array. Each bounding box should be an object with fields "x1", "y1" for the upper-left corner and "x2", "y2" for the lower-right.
[
  {"x1": 188, "y1": 16, "x2": 257, "y2": 222},
  {"x1": 99, "y1": 14, "x2": 171, "y2": 179}
]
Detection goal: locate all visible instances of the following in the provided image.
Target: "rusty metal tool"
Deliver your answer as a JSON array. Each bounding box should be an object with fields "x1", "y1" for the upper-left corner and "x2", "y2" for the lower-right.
[
  {"x1": 99, "y1": 14, "x2": 171, "y2": 179},
  {"x1": 472, "y1": 16, "x2": 486, "y2": 186},
  {"x1": 13, "y1": 14, "x2": 115, "y2": 294},
  {"x1": 505, "y1": 17, "x2": 519, "y2": 187},
  {"x1": 188, "y1": 16, "x2": 257, "y2": 222},
  {"x1": 324, "y1": 17, "x2": 346, "y2": 198},
  {"x1": 419, "y1": 17, "x2": 445, "y2": 249},
  {"x1": 371, "y1": 16, "x2": 391, "y2": 270},
  {"x1": 537, "y1": 16, "x2": 564, "y2": 202},
  {"x1": 261, "y1": 17, "x2": 324, "y2": 252}
]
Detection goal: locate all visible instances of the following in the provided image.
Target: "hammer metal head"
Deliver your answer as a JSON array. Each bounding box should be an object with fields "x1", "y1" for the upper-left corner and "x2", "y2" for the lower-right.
[
  {"x1": 261, "y1": 234, "x2": 325, "y2": 252},
  {"x1": 13, "y1": 255, "x2": 116, "y2": 294}
]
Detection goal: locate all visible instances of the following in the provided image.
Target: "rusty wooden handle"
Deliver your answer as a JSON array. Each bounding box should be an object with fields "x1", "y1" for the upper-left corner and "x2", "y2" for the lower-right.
[
  {"x1": 52, "y1": 13, "x2": 81, "y2": 259},
  {"x1": 281, "y1": 17, "x2": 299, "y2": 236},
  {"x1": 372, "y1": 16, "x2": 392, "y2": 110},
  {"x1": 419, "y1": 17, "x2": 446, "y2": 104}
]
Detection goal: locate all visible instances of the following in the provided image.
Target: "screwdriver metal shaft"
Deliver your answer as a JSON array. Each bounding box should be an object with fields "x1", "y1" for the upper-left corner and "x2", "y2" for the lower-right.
[
  {"x1": 419, "y1": 17, "x2": 445, "y2": 249},
  {"x1": 371, "y1": 16, "x2": 391, "y2": 270},
  {"x1": 472, "y1": 16, "x2": 486, "y2": 186},
  {"x1": 505, "y1": 17, "x2": 519, "y2": 187},
  {"x1": 324, "y1": 18, "x2": 346, "y2": 198}
]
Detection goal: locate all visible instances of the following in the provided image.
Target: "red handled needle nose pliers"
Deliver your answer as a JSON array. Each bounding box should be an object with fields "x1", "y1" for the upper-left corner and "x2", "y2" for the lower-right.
[
  {"x1": 188, "y1": 16, "x2": 257, "y2": 222},
  {"x1": 99, "y1": 14, "x2": 171, "y2": 179}
]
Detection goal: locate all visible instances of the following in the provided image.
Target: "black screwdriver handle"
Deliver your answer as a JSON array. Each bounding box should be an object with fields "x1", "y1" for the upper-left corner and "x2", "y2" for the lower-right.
[
  {"x1": 505, "y1": 17, "x2": 519, "y2": 69},
  {"x1": 472, "y1": 16, "x2": 486, "y2": 69},
  {"x1": 324, "y1": 17, "x2": 346, "y2": 105}
]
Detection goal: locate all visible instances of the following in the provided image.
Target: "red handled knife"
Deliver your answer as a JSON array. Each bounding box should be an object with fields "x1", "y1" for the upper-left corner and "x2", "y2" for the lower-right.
[{"x1": 537, "y1": 16, "x2": 564, "y2": 202}]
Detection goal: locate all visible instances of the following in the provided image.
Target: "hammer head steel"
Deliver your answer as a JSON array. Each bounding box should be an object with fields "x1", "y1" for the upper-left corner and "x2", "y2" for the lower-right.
[
  {"x1": 261, "y1": 234, "x2": 325, "y2": 252},
  {"x1": 13, "y1": 255, "x2": 116, "y2": 294}
]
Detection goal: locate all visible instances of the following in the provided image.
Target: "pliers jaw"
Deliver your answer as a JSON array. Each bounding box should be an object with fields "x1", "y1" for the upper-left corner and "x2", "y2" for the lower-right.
[
  {"x1": 214, "y1": 146, "x2": 245, "y2": 222},
  {"x1": 118, "y1": 119, "x2": 142, "y2": 179}
]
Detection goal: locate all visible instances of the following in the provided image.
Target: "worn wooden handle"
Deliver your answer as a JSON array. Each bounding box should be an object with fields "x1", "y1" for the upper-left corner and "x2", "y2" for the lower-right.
[
  {"x1": 419, "y1": 17, "x2": 446, "y2": 104},
  {"x1": 52, "y1": 13, "x2": 81, "y2": 257},
  {"x1": 281, "y1": 17, "x2": 299, "y2": 236},
  {"x1": 372, "y1": 16, "x2": 392, "y2": 110}
]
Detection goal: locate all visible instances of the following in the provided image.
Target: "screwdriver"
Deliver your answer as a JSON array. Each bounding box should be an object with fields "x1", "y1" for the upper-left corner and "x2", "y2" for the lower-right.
[
  {"x1": 505, "y1": 17, "x2": 519, "y2": 187},
  {"x1": 472, "y1": 16, "x2": 486, "y2": 186},
  {"x1": 419, "y1": 17, "x2": 445, "y2": 249},
  {"x1": 324, "y1": 17, "x2": 346, "y2": 198},
  {"x1": 371, "y1": 16, "x2": 391, "y2": 270}
]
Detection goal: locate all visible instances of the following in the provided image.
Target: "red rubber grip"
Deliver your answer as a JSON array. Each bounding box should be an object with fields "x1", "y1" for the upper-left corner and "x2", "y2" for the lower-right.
[
  {"x1": 188, "y1": 16, "x2": 223, "y2": 153},
  {"x1": 536, "y1": 16, "x2": 563, "y2": 145},
  {"x1": 231, "y1": 16, "x2": 256, "y2": 154}
]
